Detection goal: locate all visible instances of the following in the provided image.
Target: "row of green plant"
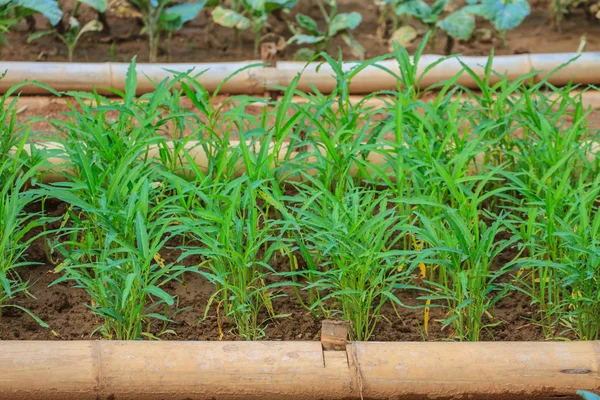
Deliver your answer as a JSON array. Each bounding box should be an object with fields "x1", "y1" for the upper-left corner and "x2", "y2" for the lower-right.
[
  {"x1": 1, "y1": 43, "x2": 599, "y2": 342},
  {"x1": 1, "y1": 0, "x2": 541, "y2": 63}
]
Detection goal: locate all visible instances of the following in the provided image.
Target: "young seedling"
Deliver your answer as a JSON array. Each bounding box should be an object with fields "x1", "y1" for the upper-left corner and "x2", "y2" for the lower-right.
[
  {"x1": 0, "y1": 2, "x2": 17, "y2": 54},
  {"x1": 373, "y1": 0, "x2": 401, "y2": 40},
  {"x1": 464, "y1": 0, "x2": 530, "y2": 47},
  {"x1": 212, "y1": 0, "x2": 297, "y2": 56},
  {"x1": 127, "y1": 0, "x2": 206, "y2": 62},
  {"x1": 288, "y1": 0, "x2": 364, "y2": 60},
  {"x1": 27, "y1": 16, "x2": 102, "y2": 61},
  {"x1": 395, "y1": 0, "x2": 477, "y2": 53}
]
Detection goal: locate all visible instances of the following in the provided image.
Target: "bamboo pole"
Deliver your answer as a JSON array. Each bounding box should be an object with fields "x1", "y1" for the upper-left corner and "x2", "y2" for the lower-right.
[
  {"x1": 23, "y1": 139, "x2": 600, "y2": 184},
  {"x1": 9, "y1": 90, "x2": 600, "y2": 114},
  {"x1": 1, "y1": 53, "x2": 599, "y2": 95},
  {"x1": 0, "y1": 341, "x2": 598, "y2": 400}
]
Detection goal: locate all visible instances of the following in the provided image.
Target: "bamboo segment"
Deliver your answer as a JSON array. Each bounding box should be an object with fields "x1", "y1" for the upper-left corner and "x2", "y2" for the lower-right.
[
  {"x1": 1, "y1": 53, "x2": 599, "y2": 95},
  {"x1": 530, "y1": 52, "x2": 600, "y2": 85},
  {"x1": 0, "y1": 341, "x2": 598, "y2": 400},
  {"x1": 0, "y1": 61, "x2": 263, "y2": 95},
  {"x1": 10, "y1": 90, "x2": 600, "y2": 114},
  {"x1": 24, "y1": 139, "x2": 600, "y2": 184}
]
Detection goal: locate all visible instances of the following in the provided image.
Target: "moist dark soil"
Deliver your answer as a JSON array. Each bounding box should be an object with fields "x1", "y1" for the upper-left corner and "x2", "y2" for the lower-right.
[
  {"x1": 2, "y1": 0, "x2": 599, "y2": 64},
  {"x1": 0, "y1": 199, "x2": 549, "y2": 342}
]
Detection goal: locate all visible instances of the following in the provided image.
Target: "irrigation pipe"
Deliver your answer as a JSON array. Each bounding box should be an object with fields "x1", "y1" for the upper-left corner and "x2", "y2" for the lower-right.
[
  {"x1": 1, "y1": 52, "x2": 600, "y2": 95},
  {"x1": 0, "y1": 340, "x2": 598, "y2": 400},
  {"x1": 22, "y1": 139, "x2": 600, "y2": 184}
]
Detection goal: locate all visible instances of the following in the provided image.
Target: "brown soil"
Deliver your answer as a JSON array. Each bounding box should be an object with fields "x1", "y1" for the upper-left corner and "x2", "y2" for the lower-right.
[
  {"x1": 2, "y1": 0, "x2": 599, "y2": 64},
  {"x1": 0, "y1": 200, "x2": 548, "y2": 342}
]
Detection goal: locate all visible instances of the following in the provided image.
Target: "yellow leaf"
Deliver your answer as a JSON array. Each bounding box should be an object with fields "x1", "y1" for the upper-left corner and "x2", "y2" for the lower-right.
[
  {"x1": 423, "y1": 299, "x2": 431, "y2": 337},
  {"x1": 53, "y1": 261, "x2": 67, "y2": 273},
  {"x1": 418, "y1": 262, "x2": 426, "y2": 278},
  {"x1": 153, "y1": 253, "x2": 166, "y2": 269},
  {"x1": 51, "y1": 330, "x2": 58, "y2": 337},
  {"x1": 534, "y1": 277, "x2": 550, "y2": 283}
]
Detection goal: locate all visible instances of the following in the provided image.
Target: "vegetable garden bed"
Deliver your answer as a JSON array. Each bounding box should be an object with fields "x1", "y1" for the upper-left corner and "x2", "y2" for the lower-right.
[
  {"x1": 2, "y1": 41, "x2": 600, "y2": 346},
  {"x1": 1, "y1": 0, "x2": 599, "y2": 65}
]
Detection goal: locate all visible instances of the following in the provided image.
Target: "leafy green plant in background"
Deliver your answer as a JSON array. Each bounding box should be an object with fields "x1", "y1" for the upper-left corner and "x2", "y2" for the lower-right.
[
  {"x1": 394, "y1": 0, "x2": 477, "y2": 53},
  {"x1": 549, "y1": 0, "x2": 599, "y2": 29},
  {"x1": 70, "y1": 0, "x2": 109, "y2": 33},
  {"x1": 10, "y1": 0, "x2": 63, "y2": 26},
  {"x1": 212, "y1": 0, "x2": 297, "y2": 57},
  {"x1": 0, "y1": 1, "x2": 17, "y2": 54},
  {"x1": 464, "y1": 0, "x2": 531, "y2": 47},
  {"x1": 373, "y1": 0, "x2": 401, "y2": 40},
  {"x1": 288, "y1": 0, "x2": 364, "y2": 60},
  {"x1": 127, "y1": 0, "x2": 206, "y2": 62},
  {"x1": 27, "y1": 17, "x2": 102, "y2": 61}
]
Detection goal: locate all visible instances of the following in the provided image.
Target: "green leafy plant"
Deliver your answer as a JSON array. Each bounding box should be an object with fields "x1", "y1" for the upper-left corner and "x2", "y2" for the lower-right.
[
  {"x1": 411, "y1": 209, "x2": 516, "y2": 341},
  {"x1": 127, "y1": 0, "x2": 206, "y2": 62},
  {"x1": 373, "y1": 0, "x2": 402, "y2": 40},
  {"x1": 395, "y1": 0, "x2": 477, "y2": 52},
  {"x1": 288, "y1": 0, "x2": 364, "y2": 60},
  {"x1": 0, "y1": 92, "x2": 51, "y2": 329},
  {"x1": 464, "y1": 0, "x2": 531, "y2": 47},
  {"x1": 43, "y1": 59, "x2": 201, "y2": 339},
  {"x1": 27, "y1": 16, "x2": 102, "y2": 61},
  {"x1": 11, "y1": 0, "x2": 63, "y2": 26},
  {"x1": 212, "y1": 0, "x2": 297, "y2": 56},
  {"x1": 70, "y1": 0, "x2": 109, "y2": 33},
  {"x1": 0, "y1": 2, "x2": 17, "y2": 54},
  {"x1": 283, "y1": 184, "x2": 414, "y2": 341},
  {"x1": 50, "y1": 172, "x2": 190, "y2": 339},
  {"x1": 175, "y1": 177, "x2": 291, "y2": 340}
]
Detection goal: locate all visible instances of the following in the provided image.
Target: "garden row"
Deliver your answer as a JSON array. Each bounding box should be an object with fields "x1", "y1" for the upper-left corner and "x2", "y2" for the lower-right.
[
  {"x1": 2, "y1": 0, "x2": 598, "y2": 63},
  {"x1": 1, "y1": 47, "x2": 600, "y2": 342}
]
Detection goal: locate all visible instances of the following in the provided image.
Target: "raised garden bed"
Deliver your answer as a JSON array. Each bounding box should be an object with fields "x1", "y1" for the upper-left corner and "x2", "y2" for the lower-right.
[{"x1": 1, "y1": 48, "x2": 600, "y2": 344}]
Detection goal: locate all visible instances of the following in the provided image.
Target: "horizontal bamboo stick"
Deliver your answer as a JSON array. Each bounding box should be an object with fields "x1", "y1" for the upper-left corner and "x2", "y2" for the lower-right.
[
  {"x1": 23, "y1": 139, "x2": 600, "y2": 184},
  {"x1": 1, "y1": 52, "x2": 599, "y2": 95},
  {"x1": 0, "y1": 341, "x2": 597, "y2": 400},
  {"x1": 9, "y1": 90, "x2": 600, "y2": 114}
]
